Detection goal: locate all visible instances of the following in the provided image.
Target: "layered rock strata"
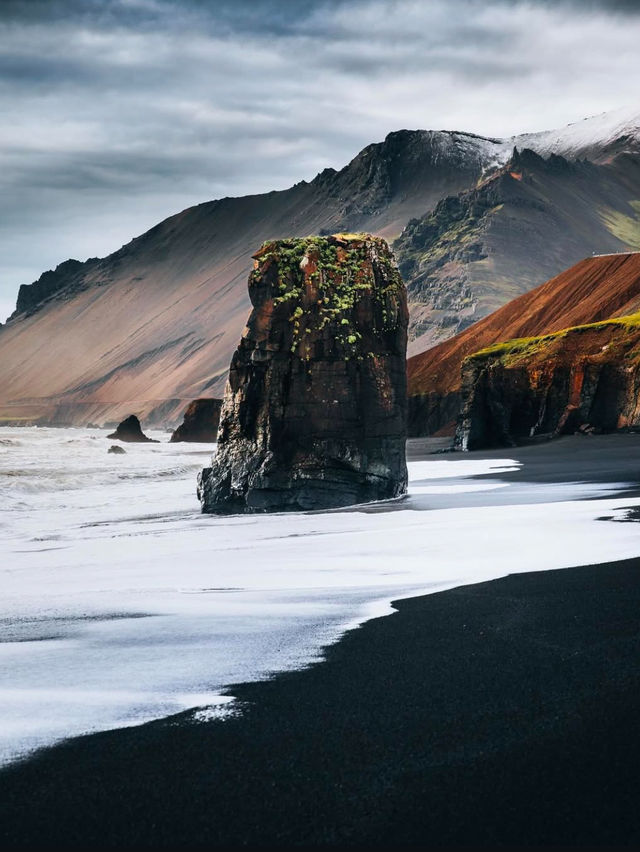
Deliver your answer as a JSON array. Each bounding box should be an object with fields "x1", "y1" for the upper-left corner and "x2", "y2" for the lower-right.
[
  {"x1": 456, "y1": 315, "x2": 640, "y2": 450},
  {"x1": 198, "y1": 234, "x2": 408, "y2": 513}
]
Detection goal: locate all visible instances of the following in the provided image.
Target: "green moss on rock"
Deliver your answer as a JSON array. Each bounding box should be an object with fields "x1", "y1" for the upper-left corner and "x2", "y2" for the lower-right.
[{"x1": 251, "y1": 234, "x2": 404, "y2": 359}]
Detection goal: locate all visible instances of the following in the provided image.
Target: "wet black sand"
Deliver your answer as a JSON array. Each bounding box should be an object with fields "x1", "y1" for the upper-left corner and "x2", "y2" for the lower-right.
[
  {"x1": 410, "y1": 432, "x2": 640, "y2": 490},
  {"x1": 2, "y1": 554, "x2": 640, "y2": 848}
]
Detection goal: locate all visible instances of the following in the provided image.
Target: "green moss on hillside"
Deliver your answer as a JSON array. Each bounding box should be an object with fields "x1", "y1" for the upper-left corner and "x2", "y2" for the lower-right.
[
  {"x1": 599, "y1": 203, "x2": 640, "y2": 250},
  {"x1": 467, "y1": 311, "x2": 640, "y2": 366}
]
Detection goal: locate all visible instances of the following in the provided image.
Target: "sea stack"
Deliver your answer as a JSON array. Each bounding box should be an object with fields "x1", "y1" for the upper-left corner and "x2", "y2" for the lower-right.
[
  {"x1": 198, "y1": 234, "x2": 408, "y2": 513},
  {"x1": 106, "y1": 414, "x2": 157, "y2": 443},
  {"x1": 170, "y1": 399, "x2": 223, "y2": 443}
]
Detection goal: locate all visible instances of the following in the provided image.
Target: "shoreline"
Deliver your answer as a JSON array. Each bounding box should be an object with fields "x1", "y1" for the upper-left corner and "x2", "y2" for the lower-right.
[{"x1": 2, "y1": 555, "x2": 640, "y2": 847}]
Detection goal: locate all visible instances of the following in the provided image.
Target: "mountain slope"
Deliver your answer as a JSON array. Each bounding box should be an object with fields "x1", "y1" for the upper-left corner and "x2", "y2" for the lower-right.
[
  {"x1": 398, "y1": 148, "x2": 640, "y2": 355},
  {"x1": 0, "y1": 130, "x2": 495, "y2": 427},
  {"x1": 407, "y1": 252, "x2": 640, "y2": 435},
  {"x1": 3, "y1": 107, "x2": 640, "y2": 427},
  {"x1": 511, "y1": 105, "x2": 640, "y2": 163}
]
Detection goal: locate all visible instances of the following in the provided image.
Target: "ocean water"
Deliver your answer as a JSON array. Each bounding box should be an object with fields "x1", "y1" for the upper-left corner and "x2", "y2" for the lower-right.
[{"x1": 1, "y1": 426, "x2": 640, "y2": 765}]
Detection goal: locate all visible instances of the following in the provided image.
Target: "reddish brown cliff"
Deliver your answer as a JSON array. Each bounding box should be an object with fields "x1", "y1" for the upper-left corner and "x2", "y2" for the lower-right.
[
  {"x1": 456, "y1": 315, "x2": 640, "y2": 449},
  {"x1": 198, "y1": 235, "x2": 408, "y2": 513},
  {"x1": 407, "y1": 252, "x2": 640, "y2": 435}
]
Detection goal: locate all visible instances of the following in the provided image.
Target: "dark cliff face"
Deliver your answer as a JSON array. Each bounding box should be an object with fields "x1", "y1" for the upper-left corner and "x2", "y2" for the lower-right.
[
  {"x1": 408, "y1": 391, "x2": 461, "y2": 438},
  {"x1": 106, "y1": 414, "x2": 157, "y2": 443},
  {"x1": 323, "y1": 129, "x2": 495, "y2": 225},
  {"x1": 170, "y1": 398, "x2": 222, "y2": 443},
  {"x1": 12, "y1": 259, "x2": 96, "y2": 318},
  {"x1": 455, "y1": 318, "x2": 640, "y2": 450},
  {"x1": 198, "y1": 234, "x2": 408, "y2": 514}
]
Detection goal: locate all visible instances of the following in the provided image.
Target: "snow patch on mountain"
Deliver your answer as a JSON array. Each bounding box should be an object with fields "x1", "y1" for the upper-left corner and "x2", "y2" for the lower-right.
[
  {"x1": 510, "y1": 104, "x2": 640, "y2": 161},
  {"x1": 431, "y1": 105, "x2": 640, "y2": 173}
]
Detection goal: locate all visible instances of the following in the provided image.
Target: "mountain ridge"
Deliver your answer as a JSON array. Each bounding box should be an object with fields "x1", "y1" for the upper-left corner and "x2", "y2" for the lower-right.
[
  {"x1": 400, "y1": 146, "x2": 640, "y2": 354},
  {"x1": 3, "y1": 107, "x2": 640, "y2": 427}
]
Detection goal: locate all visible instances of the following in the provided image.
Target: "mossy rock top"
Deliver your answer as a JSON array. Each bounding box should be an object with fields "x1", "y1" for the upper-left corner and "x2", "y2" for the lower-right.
[{"x1": 246, "y1": 234, "x2": 406, "y2": 360}]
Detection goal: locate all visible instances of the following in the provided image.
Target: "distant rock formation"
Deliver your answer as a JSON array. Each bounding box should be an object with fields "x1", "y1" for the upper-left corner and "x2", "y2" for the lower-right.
[
  {"x1": 455, "y1": 314, "x2": 640, "y2": 450},
  {"x1": 198, "y1": 234, "x2": 408, "y2": 513},
  {"x1": 170, "y1": 399, "x2": 222, "y2": 443},
  {"x1": 108, "y1": 445, "x2": 126, "y2": 454},
  {"x1": 107, "y1": 415, "x2": 157, "y2": 443}
]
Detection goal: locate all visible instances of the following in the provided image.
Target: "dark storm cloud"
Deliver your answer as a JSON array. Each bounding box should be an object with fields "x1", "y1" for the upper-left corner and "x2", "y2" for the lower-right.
[{"x1": 0, "y1": 0, "x2": 639, "y2": 320}]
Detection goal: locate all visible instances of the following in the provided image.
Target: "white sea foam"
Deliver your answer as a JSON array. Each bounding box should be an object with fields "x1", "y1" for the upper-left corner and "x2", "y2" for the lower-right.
[{"x1": 1, "y1": 427, "x2": 639, "y2": 765}]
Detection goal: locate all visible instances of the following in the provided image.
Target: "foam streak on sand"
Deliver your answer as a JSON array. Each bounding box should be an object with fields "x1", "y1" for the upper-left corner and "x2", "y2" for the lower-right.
[{"x1": 1, "y1": 427, "x2": 640, "y2": 765}]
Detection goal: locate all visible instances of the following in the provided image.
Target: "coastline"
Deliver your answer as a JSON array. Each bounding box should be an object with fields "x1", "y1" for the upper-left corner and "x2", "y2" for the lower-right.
[{"x1": 2, "y1": 555, "x2": 640, "y2": 847}]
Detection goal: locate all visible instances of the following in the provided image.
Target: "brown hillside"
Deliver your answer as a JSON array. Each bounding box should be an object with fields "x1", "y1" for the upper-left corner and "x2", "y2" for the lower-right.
[
  {"x1": 407, "y1": 252, "x2": 640, "y2": 418},
  {"x1": 407, "y1": 252, "x2": 640, "y2": 434},
  {"x1": 0, "y1": 130, "x2": 489, "y2": 427}
]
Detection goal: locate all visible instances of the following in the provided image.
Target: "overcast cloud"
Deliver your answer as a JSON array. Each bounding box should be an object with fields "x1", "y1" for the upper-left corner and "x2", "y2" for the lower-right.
[{"x1": 1, "y1": 0, "x2": 639, "y2": 320}]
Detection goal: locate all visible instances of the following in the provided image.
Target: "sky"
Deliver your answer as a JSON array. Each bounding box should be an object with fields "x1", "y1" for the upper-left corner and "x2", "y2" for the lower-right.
[{"x1": 1, "y1": 0, "x2": 639, "y2": 321}]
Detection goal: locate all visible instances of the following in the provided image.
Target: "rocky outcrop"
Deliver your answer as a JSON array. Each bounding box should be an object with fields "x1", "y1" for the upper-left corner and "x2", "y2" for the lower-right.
[
  {"x1": 455, "y1": 316, "x2": 640, "y2": 450},
  {"x1": 198, "y1": 234, "x2": 408, "y2": 513},
  {"x1": 11, "y1": 258, "x2": 98, "y2": 319},
  {"x1": 107, "y1": 414, "x2": 157, "y2": 443},
  {"x1": 408, "y1": 252, "x2": 640, "y2": 437},
  {"x1": 170, "y1": 398, "x2": 222, "y2": 443},
  {"x1": 108, "y1": 445, "x2": 126, "y2": 454}
]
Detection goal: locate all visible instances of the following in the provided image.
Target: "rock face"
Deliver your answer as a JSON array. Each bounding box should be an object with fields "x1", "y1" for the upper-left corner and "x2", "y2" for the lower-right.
[
  {"x1": 170, "y1": 398, "x2": 222, "y2": 443},
  {"x1": 107, "y1": 414, "x2": 157, "y2": 443},
  {"x1": 408, "y1": 252, "x2": 640, "y2": 437},
  {"x1": 455, "y1": 315, "x2": 640, "y2": 450},
  {"x1": 198, "y1": 234, "x2": 408, "y2": 513},
  {"x1": 11, "y1": 258, "x2": 97, "y2": 319}
]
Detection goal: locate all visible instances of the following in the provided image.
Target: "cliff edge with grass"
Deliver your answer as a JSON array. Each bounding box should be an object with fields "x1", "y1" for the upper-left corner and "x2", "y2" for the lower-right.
[
  {"x1": 456, "y1": 312, "x2": 640, "y2": 449},
  {"x1": 407, "y1": 252, "x2": 640, "y2": 436}
]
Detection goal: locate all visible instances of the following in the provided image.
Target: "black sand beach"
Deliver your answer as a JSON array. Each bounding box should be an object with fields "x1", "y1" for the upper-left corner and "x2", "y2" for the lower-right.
[{"x1": 2, "y1": 550, "x2": 640, "y2": 848}]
